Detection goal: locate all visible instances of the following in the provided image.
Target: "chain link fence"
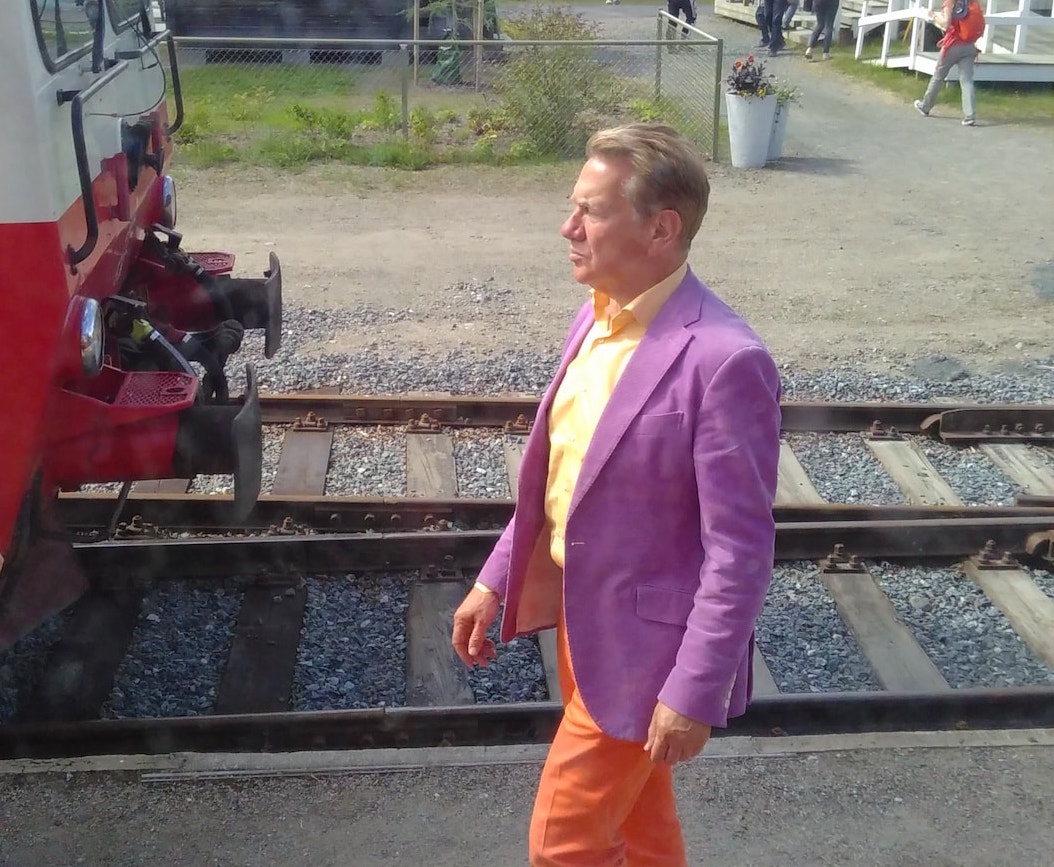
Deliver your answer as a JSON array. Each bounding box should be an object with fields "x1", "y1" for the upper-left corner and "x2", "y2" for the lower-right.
[{"x1": 168, "y1": 21, "x2": 722, "y2": 169}]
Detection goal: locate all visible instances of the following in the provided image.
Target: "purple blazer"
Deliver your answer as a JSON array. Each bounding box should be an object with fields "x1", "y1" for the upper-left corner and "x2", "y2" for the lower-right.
[{"x1": 476, "y1": 268, "x2": 781, "y2": 742}]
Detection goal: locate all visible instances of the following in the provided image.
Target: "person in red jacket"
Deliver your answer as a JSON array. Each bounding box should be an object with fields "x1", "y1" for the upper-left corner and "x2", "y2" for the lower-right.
[{"x1": 914, "y1": 0, "x2": 986, "y2": 126}]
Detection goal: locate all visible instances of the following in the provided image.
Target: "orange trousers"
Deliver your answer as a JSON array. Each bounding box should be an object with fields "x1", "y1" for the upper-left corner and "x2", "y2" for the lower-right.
[{"x1": 528, "y1": 611, "x2": 687, "y2": 867}]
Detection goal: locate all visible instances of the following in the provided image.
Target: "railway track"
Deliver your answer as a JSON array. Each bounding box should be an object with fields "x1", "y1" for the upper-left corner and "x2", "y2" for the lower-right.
[{"x1": 4, "y1": 394, "x2": 1054, "y2": 761}]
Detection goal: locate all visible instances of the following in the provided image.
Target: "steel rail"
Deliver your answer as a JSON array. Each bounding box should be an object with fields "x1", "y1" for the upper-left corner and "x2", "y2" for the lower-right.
[
  {"x1": 2, "y1": 688, "x2": 1053, "y2": 759},
  {"x1": 56, "y1": 494, "x2": 1054, "y2": 535},
  {"x1": 70, "y1": 516, "x2": 1054, "y2": 582},
  {"x1": 256, "y1": 395, "x2": 1054, "y2": 435}
]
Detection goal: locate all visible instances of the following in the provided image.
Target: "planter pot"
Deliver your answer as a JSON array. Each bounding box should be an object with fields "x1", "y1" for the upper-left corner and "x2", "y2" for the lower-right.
[
  {"x1": 768, "y1": 101, "x2": 791, "y2": 161},
  {"x1": 725, "y1": 92, "x2": 778, "y2": 169}
]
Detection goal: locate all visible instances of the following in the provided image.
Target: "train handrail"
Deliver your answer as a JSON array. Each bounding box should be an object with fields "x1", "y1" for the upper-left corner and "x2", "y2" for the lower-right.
[
  {"x1": 113, "y1": 29, "x2": 185, "y2": 136},
  {"x1": 63, "y1": 59, "x2": 130, "y2": 269},
  {"x1": 165, "y1": 33, "x2": 184, "y2": 136}
]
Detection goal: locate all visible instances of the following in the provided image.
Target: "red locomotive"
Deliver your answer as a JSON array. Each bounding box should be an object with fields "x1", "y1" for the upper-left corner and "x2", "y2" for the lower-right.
[{"x1": 0, "y1": 0, "x2": 282, "y2": 647}]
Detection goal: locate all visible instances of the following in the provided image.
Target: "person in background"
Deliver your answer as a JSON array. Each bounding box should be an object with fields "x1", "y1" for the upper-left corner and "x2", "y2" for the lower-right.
[
  {"x1": 665, "y1": 0, "x2": 698, "y2": 48},
  {"x1": 914, "y1": 0, "x2": 986, "y2": 125},
  {"x1": 783, "y1": 0, "x2": 800, "y2": 30},
  {"x1": 451, "y1": 123, "x2": 782, "y2": 867},
  {"x1": 805, "y1": 0, "x2": 840, "y2": 60},
  {"x1": 764, "y1": 0, "x2": 788, "y2": 55},
  {"x1": 756, "y1": 0, "x2": 773, "y2": 47}
]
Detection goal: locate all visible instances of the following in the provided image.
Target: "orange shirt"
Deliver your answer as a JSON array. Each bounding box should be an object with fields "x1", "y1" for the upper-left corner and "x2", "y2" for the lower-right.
[{"x1": 545, "y1": 264, "x2": 687, "y2": 569}]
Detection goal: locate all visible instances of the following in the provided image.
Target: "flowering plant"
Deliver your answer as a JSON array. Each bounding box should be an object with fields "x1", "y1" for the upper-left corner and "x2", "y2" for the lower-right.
[
  {"x1": 726, "y1": 55, "x2": 772, "y2": 98},
  {"x1": 773, "y1": 78, "x2": 802, "y2": 106}
]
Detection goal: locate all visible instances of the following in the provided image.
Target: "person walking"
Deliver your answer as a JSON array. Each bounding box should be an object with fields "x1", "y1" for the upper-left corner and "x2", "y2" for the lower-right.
[
  {"x1": 764, "y1": 0, "x2": 788, "y2": 54},
  {"x1": 665, "y1": 0, "x2": 698, "y2": 48},
  {"x1": 914, "y1": 0, "x2": 986, "y2": 125},
  {"x1": 451, "y1": 123, "x2": 782, "y2": 867},
  {"x1": 804, "y1": 0, "x2": 840, "y2": 60}
]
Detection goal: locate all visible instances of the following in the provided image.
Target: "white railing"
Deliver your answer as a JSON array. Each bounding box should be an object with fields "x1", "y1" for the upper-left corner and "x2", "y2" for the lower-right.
[{"x1": 855, "y1": 0, "x2": 1054, "y2": 64}]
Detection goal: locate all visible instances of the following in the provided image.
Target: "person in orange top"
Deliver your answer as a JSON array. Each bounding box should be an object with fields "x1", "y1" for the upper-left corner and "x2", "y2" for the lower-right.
[
  {"x1": 451, "y1": 124, "x2": 781, "y2": 866},
  {"x1": 914, "y1": 0, "x2": 986, "y2": 125}
]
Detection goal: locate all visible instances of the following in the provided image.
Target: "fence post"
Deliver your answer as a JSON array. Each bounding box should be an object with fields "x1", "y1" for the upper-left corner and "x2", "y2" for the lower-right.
[
  {"x1": 475, "y1": 0, "x2": 484, "y2": 91},
  {"x1": 413, "y1": 0, "x2": 420, "y2": 84},
  {"x1": 655, "y1": 12, "x2": 663, "y2": 102},
  {"x1": 712, "y1": 38, "x2": 723, "y2": 162},
  {"x1": 401, "y1": 47, "x2": 410, "y2": 141}
]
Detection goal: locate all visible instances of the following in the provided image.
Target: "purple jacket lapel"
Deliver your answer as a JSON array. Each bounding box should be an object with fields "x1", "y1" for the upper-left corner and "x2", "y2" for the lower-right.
[{"x1": 569, "y1": 274, "x2": 701, "y2": 517}]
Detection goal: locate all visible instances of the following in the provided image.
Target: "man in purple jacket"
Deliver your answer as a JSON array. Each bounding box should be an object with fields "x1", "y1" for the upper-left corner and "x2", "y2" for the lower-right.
[{"x1": 451, "y1": 123, "x2": 781, "y2": 866}]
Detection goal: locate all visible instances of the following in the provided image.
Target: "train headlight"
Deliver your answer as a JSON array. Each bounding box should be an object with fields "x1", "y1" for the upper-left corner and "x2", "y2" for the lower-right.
[
  {"x1": 79, "y1": 298, "x2": 104, "y2": 376},
  {"x1": 161, "y1": 175, "x2": 177, "y2": 228}
]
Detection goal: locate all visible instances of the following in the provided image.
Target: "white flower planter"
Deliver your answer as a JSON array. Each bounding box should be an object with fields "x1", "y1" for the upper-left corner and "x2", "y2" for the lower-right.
[
  {"x1": 768, "y1": 102, "x2": 791, "y2": 162},
  {"x1": 725, "y1": 92, "x2": 777, "y2": 169}
]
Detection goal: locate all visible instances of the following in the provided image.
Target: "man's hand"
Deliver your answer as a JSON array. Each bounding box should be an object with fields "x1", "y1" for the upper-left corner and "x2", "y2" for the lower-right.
[
  {"x1": 644, "y1": 701, "x2": 712, "y2": 765},
  {"x1": 451, "y1": 585, "x2": 501, "y2": 667}
]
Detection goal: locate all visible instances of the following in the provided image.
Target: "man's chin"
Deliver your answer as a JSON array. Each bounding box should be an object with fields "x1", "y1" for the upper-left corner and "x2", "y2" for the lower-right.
[{"x1": 570, "y1": 263, "x2": 593, "y2": 285}]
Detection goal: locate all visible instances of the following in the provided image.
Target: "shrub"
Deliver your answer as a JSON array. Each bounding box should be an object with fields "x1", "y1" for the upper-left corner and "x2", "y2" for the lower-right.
[
  {"x1": 288, "y1": 103, "x2": 360, "y2": 139},
  {"x1": 496, "y1": 6, "x2": 618, "y2": 156}
]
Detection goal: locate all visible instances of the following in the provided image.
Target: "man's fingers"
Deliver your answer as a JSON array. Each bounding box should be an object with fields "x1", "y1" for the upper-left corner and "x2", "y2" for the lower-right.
[
  {"x1": 468, "y1": 619, "x2": 489, "y2": 656},
  {"x1": 451, "y1": 618, "x2": 475, "y2": 667}
]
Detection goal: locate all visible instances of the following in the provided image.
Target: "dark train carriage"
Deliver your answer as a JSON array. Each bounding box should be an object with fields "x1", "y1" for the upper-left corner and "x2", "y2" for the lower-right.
[{"x1": 165, "y1": 0, "x2": 501, "y2": 43}]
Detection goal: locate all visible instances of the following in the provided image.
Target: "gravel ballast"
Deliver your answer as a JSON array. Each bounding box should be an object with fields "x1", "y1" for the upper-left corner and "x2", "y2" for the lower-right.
[
  {"x1": 291, "y1": 573, "x2": 409, "y2": 711},
  {"x1": 4, "y1": 304, "x2": 1054, "y2": 719},
  {"x1": 873, "y1": 563, "x2": 1054, "y2": 689},
  {"x1": 756, "y1": 563, "x2": 879, "y2": 693},
  {"x1": 103, "y1": 584, "x2": 239, "y2": 718}
]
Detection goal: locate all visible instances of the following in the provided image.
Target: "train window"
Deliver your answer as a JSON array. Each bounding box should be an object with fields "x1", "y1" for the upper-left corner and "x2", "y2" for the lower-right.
[
  {"x1": 107, "y1": 0, "x2": 150, "y2": 27},
  {"x1": 30, "y1": 0, "x2": 97, "y2": 66}
]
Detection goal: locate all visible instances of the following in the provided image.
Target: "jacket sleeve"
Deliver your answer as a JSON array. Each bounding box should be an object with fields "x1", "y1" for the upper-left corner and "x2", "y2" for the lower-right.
[
  {"x1": 657, "y1": 345, "x2": 781, "y2": 727},
  {"x1": 474, "y1": 518, "x2": 514, "y2": 598}
]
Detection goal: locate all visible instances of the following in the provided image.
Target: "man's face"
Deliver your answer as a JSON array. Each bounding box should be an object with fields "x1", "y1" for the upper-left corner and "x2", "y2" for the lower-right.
[{"x1": 560, "y1": 156, "x2": 656, "y2": 295}]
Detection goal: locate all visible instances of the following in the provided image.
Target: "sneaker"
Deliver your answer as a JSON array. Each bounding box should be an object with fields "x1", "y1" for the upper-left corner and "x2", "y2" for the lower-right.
[
  {"x1": 914, "y1": 99, "x2": 929, "y2": 116},
  {"x1": 962, "y1": 117, "x2": 976, "y2": 126},
  {"x1": 804, "y1": 46, "x2": 813, "y2": 59},
  {"x1": 822, "y1": 52, "x2": 831, "y2": 60}
]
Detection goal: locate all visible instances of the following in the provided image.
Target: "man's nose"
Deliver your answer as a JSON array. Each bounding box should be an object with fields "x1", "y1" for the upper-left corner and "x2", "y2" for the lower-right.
[{"x1": 560, "y1": 214, "x2": 582, "y2": 239}]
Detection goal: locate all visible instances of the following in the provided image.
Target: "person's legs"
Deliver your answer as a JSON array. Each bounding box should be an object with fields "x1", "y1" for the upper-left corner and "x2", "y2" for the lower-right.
[
  {"x1": 766, "y1": 0, "x2": 786, "y2": 51},
  {"x1": 919, "y1": 47, "x2": 954, "y2": 113},
  {"x1": 528, "y1": 613, "x2": 686, "y2": 867},
  {"x1": 822, "y1": 0, "x2": 839, "y2": 55},
  {"x1": 955, "y1": 45, "x2": 977, "y2": 122},
  {"x1": 756, "y1": 3, "x2": 772, "y2": 45},
  {"x1": 783, "y1": 0, "x2": 799, "y2": 28},
  {"x1": 806, "y1": 0, "x2": 827, "y2": 55},
  {"x1": 665, "y1": 0, "x2": 681, "y2": 42}
]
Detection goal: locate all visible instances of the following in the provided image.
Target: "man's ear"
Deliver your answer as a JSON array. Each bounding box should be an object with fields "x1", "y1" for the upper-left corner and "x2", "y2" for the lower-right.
[{"x1": 652, "y1": 209, "x2": 683, "y2": 250}]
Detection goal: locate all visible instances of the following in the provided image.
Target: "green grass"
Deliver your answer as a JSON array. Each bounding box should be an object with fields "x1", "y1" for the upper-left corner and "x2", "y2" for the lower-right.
[
  {"x1": 826, "y1": 41, "x2": 1054, "y2": 125},
  {"x1": 170, "y1": 55, "x2": 718, "y2": 169}
]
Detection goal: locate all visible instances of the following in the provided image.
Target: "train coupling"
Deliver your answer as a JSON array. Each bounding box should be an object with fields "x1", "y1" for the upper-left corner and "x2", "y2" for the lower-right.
[{"x1": 172, "y1": 364, "x2": 263, "y2": 521}]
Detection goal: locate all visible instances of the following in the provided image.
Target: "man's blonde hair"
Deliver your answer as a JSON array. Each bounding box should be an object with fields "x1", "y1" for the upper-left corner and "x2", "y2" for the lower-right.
[{"x1": 585, "y1": 123, "x2": 710, "y2": 247}]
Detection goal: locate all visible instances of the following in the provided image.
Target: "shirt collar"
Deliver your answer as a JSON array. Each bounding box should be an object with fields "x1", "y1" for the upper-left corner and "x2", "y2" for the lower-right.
[{"x1": 590, "y1": 262, "x2": 688, "y2": 330}]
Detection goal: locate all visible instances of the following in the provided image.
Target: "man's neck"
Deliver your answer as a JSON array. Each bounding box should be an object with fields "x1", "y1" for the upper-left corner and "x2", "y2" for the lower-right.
[{"x1": 597, "y1": 259, "x2": 688, "y2": 307}]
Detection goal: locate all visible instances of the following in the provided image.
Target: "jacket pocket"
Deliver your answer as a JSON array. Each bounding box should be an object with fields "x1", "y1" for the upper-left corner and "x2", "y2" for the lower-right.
[
  {"x1": 635, "y1": 584, "x2": 695, "y2": 626},
  {"x1": 633, "y1": 411, "x2": 685, "y2": 437}
]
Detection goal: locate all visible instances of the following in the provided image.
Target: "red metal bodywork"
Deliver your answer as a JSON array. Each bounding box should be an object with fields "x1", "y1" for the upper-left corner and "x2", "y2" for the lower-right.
[{"x1": 1, "y1": 104, "x2": 185, "y2": 559}]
